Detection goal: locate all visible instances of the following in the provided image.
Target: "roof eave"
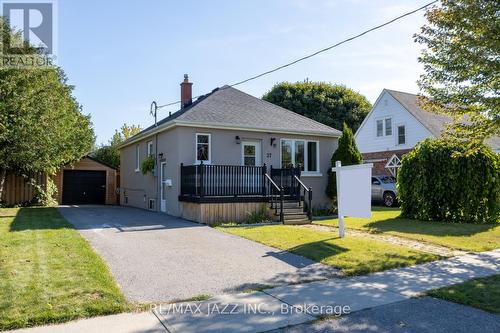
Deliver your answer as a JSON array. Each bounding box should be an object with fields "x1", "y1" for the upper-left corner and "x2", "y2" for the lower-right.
[
  {"x1": 174, "y1": 120, "x2": 342, "y2": 137},
  {"x1": 118, "y1": 120, "x2": 340, "y2": 149}
]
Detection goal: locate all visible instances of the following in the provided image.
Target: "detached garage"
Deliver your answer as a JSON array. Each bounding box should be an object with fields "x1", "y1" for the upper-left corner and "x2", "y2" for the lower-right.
[{"x1": 52, "y1": 157, "x2": 118, "y2": 205}]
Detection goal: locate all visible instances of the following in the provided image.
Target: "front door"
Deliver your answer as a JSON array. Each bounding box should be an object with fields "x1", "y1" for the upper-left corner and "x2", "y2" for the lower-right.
[
  {"x1": 160, "y1": 162, "x2": 167, "y2": 212},
  {"x1": 241, "y1": 141, "x2": 262, "y2": 166}
]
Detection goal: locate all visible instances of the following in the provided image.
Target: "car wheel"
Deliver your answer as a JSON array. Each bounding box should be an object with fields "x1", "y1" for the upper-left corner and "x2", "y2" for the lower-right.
[{"x1": 383, "y1": 192, "x2": 396, "y2": 207}]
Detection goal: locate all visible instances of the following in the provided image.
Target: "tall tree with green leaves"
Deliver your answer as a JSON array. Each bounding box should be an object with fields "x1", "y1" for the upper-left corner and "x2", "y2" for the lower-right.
[
  {"x1": 0, "y1": 20, "x2": 94, "y2": 200},
  {"x1": 92, "y1": 123, "x2": 142, "y2": 168},
  {"x1": 326, "y1": 123, "x2": 363, "y2": 201},
  {"x1": 415, "y1": 0, "x2": 500, "y2": 142},
  {"x1": 262, "y1": 81, "x2": 371, "y2": 132}
]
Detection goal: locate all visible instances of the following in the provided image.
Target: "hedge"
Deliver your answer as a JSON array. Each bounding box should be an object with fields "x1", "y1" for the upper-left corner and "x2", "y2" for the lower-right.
[{"x1": 397, "y1": 139, "x2": 500, "y2": 224}]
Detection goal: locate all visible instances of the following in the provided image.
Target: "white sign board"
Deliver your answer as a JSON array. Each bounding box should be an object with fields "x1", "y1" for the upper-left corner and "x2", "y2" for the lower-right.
[{"x1": 332, "y1": 161, "x2": 373, "y2": 237}]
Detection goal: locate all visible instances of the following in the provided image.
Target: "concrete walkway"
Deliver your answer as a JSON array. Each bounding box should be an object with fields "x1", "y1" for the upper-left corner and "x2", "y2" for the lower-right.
[{"x1": 8, "y1": 250, "x2": 499, "y2": 333}]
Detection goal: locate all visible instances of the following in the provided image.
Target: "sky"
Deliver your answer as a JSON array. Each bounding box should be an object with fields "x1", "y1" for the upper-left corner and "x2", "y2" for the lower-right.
[{"x1": 56, "y1": 0, "x2": 432, "y2": 144}]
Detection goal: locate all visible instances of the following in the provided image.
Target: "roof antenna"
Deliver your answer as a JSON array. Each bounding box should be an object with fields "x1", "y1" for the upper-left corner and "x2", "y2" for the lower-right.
[{"x1": 150, "y1": 101, "x2": 158, "y2": 127}]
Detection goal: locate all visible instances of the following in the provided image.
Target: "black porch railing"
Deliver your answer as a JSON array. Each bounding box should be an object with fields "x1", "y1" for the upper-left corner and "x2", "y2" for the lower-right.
[
  {"x1": 180, "y1": 163, "x2": 265, "y2": 197},
  {"x1": 179, "y1": 163, "x2": 312, "y2": 223}
]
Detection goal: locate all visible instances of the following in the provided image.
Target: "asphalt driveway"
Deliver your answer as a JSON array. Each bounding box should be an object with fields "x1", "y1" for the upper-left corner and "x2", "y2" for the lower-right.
[{"x1": 58, "y1": 206, "x2": 338, "y2": 303}]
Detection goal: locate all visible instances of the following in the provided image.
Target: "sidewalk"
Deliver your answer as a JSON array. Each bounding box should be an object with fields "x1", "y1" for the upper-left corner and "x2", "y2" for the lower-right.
[{"x1": 8, "y1": 250, "x2": 499, "y2": 333}]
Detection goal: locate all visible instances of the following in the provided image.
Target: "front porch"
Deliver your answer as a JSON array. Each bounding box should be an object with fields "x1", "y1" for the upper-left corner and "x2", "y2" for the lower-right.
[{"x1": 178, "y1": 163, "x2": 312, "y2": 225}]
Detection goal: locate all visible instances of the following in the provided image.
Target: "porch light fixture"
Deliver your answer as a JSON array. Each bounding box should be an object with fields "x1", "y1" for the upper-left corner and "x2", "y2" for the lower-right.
[
  {"x1": 158, "y1": 152, "x2": 164, "y2": 159},
  {"x1": 235, "y1": 136, "x2": 241, "y2": 144},
  {"x1": 270, "y1": 138, "x2": 276, "y2": 146}
]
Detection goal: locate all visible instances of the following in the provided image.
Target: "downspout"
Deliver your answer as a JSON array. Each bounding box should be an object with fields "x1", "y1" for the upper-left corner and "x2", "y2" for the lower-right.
[
  {"x1": 156, "y1": 132, "x2": 159, "y2": 212},
  {"x1": 151, "y1": 101, "x2": 160, "y2": 213}
]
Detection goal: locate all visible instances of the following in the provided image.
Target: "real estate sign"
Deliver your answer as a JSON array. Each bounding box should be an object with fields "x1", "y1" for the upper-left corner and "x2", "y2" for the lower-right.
[{"x1": 332, "y1": 161, "x2": 373, "y2": 237}]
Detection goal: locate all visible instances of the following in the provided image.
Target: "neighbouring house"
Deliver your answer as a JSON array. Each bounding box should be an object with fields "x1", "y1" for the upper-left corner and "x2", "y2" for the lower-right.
[
  {"x1": 118, "y1": 75, "x2": 341, "y2": 224},
  {"x1": 355, "y1": 89, "x2": 500, "y2": 176},
  {"x1": 1, "y1": 156, "x2": 119, "y2": 206}
]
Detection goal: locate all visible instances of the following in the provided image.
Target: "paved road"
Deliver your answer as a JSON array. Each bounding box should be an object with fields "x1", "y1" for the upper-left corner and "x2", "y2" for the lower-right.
[
  {"x1": 269, "y1": 297, "x2": 500, "y2": 333},
  {"x1": 58, "y1": 205, "x2": 338, "y2": 303}
]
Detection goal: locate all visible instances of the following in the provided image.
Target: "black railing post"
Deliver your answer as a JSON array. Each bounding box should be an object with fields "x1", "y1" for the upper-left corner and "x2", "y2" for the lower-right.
[
  {"x1": 280, "y1": 186, "x2": 284, "y2": 224},
  {"x1": 199, "y1": 161, "x2": 204, "y2": 198},
  {"x1": 262, "y1": 164, "x2": 267, "y2": 197},
  {"x1": 308, "y1": 187, "x2": 312, "y2": 221}
]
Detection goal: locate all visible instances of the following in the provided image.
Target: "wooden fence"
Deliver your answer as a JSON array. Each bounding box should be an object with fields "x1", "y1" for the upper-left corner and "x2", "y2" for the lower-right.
[{"x1": 0, "y1": 173, "x2": 46, "y2": 206}]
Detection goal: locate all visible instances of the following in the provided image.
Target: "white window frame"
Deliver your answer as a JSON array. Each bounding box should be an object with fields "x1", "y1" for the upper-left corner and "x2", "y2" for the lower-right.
[
  {"x1": 195, "y1": 133, "x2": 211, "y2": 164},
  {"x1": 396, "y1": 123, "x2": 406, "y2": 146},
  {"x1": 375, "y1": 117, "x2": 393, "y2": 138},
  {"x1": 135, "y1": 144, "x2": 140, "y2": 172},
  {"x1": 280, "y1": 139, "x2": 321, "y2": 176},
  {"x1": 147, "y1": 141, "x2": 153, "y2": 157},
  {"x1": 376, "y1": 119, "x2": 384, "y2": 137},
  {"x1": 385, "y1": 118, "x2": 392, "y2": 136}
]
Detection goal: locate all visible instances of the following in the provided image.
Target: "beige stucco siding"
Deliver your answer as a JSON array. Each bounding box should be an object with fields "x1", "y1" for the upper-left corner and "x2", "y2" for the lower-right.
[{"x1": 120, "y1": 126, "x2": 338, "y2": 216}]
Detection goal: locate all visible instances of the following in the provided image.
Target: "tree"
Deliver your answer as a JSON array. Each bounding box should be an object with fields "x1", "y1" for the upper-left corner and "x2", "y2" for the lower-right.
[
  {"x1": 0, "y1": 20, "x2": 94, "y2": 200},
  {"x1": 91, "y1": 124, "x2": 142, "y2": 168},
  {"x1": 415, "y1": 0, "x2": 500, "y2": 142},
  {"x1": 326, "y1": 123, "x2": 363, "y2": 200},
  {"x1": 398, "y1": 139, "x2": 499, "y2": 224},
  {"x1": 110, "y1": 124, "x2": 142, "y2": 146},
  {"x1": 262, "y1": 81, "x2": 371, "y2": 132}
]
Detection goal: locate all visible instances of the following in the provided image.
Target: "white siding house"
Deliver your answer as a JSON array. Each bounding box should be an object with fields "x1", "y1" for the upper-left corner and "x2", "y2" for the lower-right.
[
  {"x1": 355, "y1": 90, "x2": 434, "y2": 154},
  {"x1": 355, "y1": 89, "x2": 500, "y2": 175}
]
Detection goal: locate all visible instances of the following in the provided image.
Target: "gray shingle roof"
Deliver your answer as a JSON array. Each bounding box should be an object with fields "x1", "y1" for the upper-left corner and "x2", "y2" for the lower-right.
[
  {"x1": 386, "y1": 89, "x2": 500, "y2": 151},
  {"x1": 123, "y1": 86, "x2": 341, "y2": 147},
  {"x1": 175, "y1": 86, "x2": 340, "y2": 134},
  {"x1": 386, "y1": 89, "x2": 451, "y2": 137}
]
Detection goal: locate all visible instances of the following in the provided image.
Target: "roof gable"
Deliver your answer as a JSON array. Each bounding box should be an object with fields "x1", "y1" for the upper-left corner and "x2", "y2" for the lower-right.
[{"x1": 385, "y1": 89, "x2": 452, "y2": 137}]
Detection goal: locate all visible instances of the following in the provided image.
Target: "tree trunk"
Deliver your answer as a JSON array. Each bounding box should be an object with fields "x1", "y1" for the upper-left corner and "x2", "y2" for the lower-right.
[{"x1": 0, "y1": 168, "x2": 6, "y2": 203}]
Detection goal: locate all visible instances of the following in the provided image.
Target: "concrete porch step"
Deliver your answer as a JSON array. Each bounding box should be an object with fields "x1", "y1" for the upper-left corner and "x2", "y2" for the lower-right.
[{"x1": 283, "y1": 217, "x2": 311, "y2": 225}]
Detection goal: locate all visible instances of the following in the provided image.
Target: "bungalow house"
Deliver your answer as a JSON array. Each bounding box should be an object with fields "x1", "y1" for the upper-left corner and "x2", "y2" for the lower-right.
[
  {"x1": 118, "y1": 75, "x2": 341, "y2": 224},
  {"x1": 355, "y1": 89, "x2": 500, "y2": 176}
]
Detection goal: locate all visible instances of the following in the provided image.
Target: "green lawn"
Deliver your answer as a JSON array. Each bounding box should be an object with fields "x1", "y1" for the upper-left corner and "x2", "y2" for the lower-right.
[
  {"x1": 0, "y1": 207, "x2": 129, "y2": 331},
  {"x1": 427, "y1": 275, "x2": 500, "y2": 313},
  {"x1": 217, "y1": 225, "x2": 439, "y2": 276},
  {"x1": 315, "y1": 207, "x2": 500, "y2": 252}
]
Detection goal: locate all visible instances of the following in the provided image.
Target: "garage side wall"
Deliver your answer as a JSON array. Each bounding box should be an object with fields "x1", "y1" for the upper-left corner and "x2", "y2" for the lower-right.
[{"x1": 53, "y1": 158, "x2": 118, "y2": 205}]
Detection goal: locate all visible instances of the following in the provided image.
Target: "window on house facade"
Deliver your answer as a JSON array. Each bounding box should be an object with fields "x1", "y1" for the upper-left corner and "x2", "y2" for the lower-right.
[
  {"x1": 376, "y1": 118, "x2": 392, "y2": 137},
  {"x1": 385, "y1": 118, "x2": 392, "y2": 136},
  {"x1": 281, "y1": 139, "x2": 319, "y2": 173},
  {"x1": 376, "y1": 120, "x2": 383, "y2": 137},
  {"x1": 307, "y1": 141, "x2": 318, "y2": 172},
  {"x1": 147, "y1": 141, "x2": 153, "y2": 156},
  {"x1": 135, "y1": 145, "x2": 140, "y2": 171},
  {"x1": 397, "y1": 125, "x2": 406, "y2": 145},
  {"x1": 196, "y1": 133, "x2": 211, "y2": 163}
]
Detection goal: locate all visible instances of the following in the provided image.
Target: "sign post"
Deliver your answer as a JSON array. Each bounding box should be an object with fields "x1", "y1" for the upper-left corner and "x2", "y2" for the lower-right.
[{"x1": 333, "y1": 161, "x2": 373, "y2": 238}]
